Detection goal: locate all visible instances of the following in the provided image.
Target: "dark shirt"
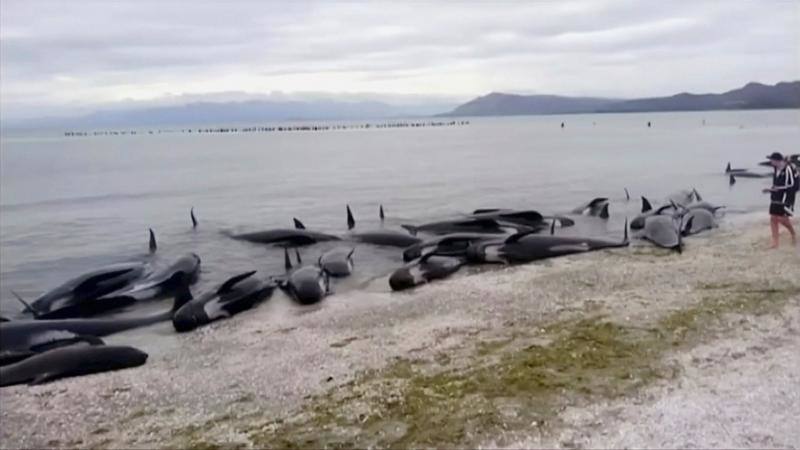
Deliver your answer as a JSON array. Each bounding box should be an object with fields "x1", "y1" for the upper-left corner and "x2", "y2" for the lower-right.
[{"x1": 771, "y1": 164, "x2": 796, "y2": 204}]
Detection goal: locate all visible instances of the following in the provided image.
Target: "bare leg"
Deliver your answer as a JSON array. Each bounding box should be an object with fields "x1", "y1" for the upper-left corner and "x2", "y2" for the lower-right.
[
  {"x1": 777, "y1": 216, "x2": 796, "y2": 246},
  {"x1": 770, "y1": 215, "x2": 780, "y2": 248}
]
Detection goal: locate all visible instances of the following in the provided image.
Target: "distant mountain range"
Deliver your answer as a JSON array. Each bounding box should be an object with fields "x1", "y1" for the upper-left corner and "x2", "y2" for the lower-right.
[
  {"x1": 4, "y1": 81, "x2": 798, "y2": 130},
  {"x1": 3, "y1": 99, "x2": 458, "y2": 130},
  {"x1": 444, "y1": 81, "x2": 800, "y2": 117}
]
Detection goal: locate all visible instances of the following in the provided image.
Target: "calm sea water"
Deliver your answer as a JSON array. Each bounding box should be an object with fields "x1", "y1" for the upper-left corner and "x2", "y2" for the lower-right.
[{"x1": 1, "y1": 110, "x2": 798, "y2": 317}]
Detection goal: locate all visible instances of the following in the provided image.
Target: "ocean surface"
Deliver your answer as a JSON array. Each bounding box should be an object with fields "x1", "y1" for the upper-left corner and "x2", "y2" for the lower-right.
[{"x1": 1, "y1": 109, "x2": 798, "y2": 319}]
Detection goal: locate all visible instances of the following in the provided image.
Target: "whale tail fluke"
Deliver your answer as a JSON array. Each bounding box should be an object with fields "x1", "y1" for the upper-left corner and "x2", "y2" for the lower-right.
[
  {"x1": 190, "y1": 208, "x2": 198, "y2": 228},
  {"x1": 729, "y1": 174, "x2": 736, "y2": 186},
  {"x1": 149, "y1": 229, "x2": 157, "y2": 253},
  {"x1": 295, "y1": 248, "x2": 302, "y2": 265},
  {"x1": 293, "y1": 218, "x2": 306, "y2": 230},
  {"x1": 550, "y1": 219, "x2": 556, "y2": 235},
  {"x1": 346, "y1": 205, "x2": 355, "y2": 230}
]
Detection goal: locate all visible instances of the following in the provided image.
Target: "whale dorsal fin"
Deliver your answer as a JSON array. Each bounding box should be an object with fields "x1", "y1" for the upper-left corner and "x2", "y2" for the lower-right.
[
  {"x1": 149, "y1": 228, "x2": 157, "y2": 253},
  {"x1": 641, "y1": 197, "x2": 653, "y2": 213},
  {"x1": 379, "y1": 205, "x2": 385, "y2": 222},
  {"x1": 550, "y1": 220, "x2": 556, "y2": 235},
  {"x1": 346, "y1": 205, "x2": 355, "y2": 230},
  {"x1": 217, "y1": 271, "x2": 257, "y2": 294},
  {"x1": 692, "y1": 188, "x2": 703, "y2": 202},
  {"x1": 295, "y1": 249, "x2": 302, "y2": 265},
  {"x1": 725, "y1": 162, "x2": 731, "y2": 173},
  {"x1": 190, "y1": 207, "x2": 198, "y2": 228},
  {"x1": 729, "y1": 174, "x2": 736, "y2": 185},
  {"x1": 293, "y1": 218, "x2": 306, "y2": 230},
  {"x1": 624, "y1": 188, "x2": 630, "y2": 201}
]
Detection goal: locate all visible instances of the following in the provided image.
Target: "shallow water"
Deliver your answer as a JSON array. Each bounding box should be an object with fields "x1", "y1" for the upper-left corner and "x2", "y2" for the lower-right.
[{"x1": 1, "y1": 109, "x2": 798, "y2": 320}]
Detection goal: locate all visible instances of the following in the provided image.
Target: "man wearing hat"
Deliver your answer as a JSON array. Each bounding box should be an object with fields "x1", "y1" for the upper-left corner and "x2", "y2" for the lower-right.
[{"x1": 762, "y1": 152, "x2": 796, "y2": 248}]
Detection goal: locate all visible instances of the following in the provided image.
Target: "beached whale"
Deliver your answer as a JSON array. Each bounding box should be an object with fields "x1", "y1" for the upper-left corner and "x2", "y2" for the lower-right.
[
  {"x1": 681, "y1": 209, "x2": 717, "y2": 236},
  {"x1": 0, "y1": 345, "x2": 148, "y2": 387},
  {"x1": 466, "y1": 220, "x2": 629, "y2": 264},
  {"x1": 0, "y1": 335, "x2": 104, "y2": 367},
  {"x1": 278, "y1": 249, "x2": 331, "y2": 305},
  {"x1": 105, "y1": 253, "x2": 201, "y2": 302},
  {"x1": 172, "y1": 271, "x2": 275, "y2": 332},
  {"x1": 389, "y1": 254, "x2": 464, "y2": 291},
  {"x1": 343, "y1": 205, "x2": 421, "y2": 248},
  {"x1": 630, "y1": 197, "x2": 674, "y2": 230},
  {"x1": 402, "y1": 233, "x2": 491, "y2": 262},
  {"x1": 641, "y1": 214, "x2": 682, "y2": 252},
  {"x1": 0, "y1": 274, "x2": 193, "y2": 354},
  {"x1": 319, "y1": 247, "x2": 356, "y2": 277},
  {"x1": 227, "y1": 227, "x2": 340, "y2": 246},
  {"x1": 401, "y1": 217, "x2": 536, "y2": 236},
  {"x1": 18, "y1": 262, "x2": 150, "y2": 319}
]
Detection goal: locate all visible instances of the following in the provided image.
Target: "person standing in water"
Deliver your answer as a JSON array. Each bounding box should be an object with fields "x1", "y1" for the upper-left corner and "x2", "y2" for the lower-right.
[{"x1": 763, "y1": 152, "x2": 796, "y2": 248}]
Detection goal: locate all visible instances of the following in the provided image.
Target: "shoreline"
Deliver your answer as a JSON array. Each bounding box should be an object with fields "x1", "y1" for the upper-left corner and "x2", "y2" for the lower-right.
[{"x1": 1, "y1": 219, "x2": 798, "y2": 448}]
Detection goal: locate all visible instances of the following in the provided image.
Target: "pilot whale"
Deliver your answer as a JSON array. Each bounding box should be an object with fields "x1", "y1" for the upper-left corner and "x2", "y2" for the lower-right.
[
  {"x1": 0, "y1": 345, "x2": 148, "y2": 387},
  {"x1": 278, "y1": 249, "x2": 331, "y2": 305},
  {"x1": 466, "y1": 220, "x2": 629, "y2": 264},
  {"x1": 172, "y1": 271, "x2": 275, "y2": 332},
  {"x1": 0, "y1": 274, "x2": 193, "y2": 354},
  {"x1": 389, "y1": 254, "x2": 464, "y2": 291},
  {"x1": 344, "y1": 205, "x2": 421, "y2": 248}
]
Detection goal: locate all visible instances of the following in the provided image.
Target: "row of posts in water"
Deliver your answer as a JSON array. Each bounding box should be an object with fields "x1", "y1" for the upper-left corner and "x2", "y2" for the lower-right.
[{"x1": 63, "y1": 120, "x2": 471, "y2": 137}]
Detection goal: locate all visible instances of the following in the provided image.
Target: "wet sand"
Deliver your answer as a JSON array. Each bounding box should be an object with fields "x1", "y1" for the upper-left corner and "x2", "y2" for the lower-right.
[{"x1": 1, "y1": 220, "x2": 798, "y2": 449}]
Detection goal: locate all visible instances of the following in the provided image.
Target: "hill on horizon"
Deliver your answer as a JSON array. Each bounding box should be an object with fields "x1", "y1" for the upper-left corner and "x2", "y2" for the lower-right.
[{"x1": 444, "y1": 81, "x2": 800, "y2": 117}]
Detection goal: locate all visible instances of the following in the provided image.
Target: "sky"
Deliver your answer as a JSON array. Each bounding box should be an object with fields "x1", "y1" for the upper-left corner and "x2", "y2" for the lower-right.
[{"x1": 1, "y1": 0, "x2": 798, "y2": 120}]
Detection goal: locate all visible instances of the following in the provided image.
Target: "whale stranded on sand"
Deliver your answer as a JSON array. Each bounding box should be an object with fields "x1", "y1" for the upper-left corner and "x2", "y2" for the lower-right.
[
  {"x1": 389, "y1": 254, "x2": 465, "y2": 291},
  {"x1": 465, "y1": 219, "x2": 629, "y2": 265},
  {"x1": 277, "y1": 249, "x2": 331, "y2": 305},
  {"x1": 172, "y1": 271, "x2": 275, "y2": 332},
  {"x1": 0, "y1": 345, "x2": 148, "y2": 388},
  {"x1": 319, "y1": 247, "x2": 356, "y2": 277}
]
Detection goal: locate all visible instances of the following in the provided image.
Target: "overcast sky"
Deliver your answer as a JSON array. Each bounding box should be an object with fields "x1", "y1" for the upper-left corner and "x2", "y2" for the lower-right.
[{"x1": 1, "y1": 0, "x2": 798, "y2": 119}]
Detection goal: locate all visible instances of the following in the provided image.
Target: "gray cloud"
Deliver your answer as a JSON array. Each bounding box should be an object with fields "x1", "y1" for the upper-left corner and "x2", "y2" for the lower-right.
[{"x1": 1, "y1": 0, "x2": 798, "y2": 119}]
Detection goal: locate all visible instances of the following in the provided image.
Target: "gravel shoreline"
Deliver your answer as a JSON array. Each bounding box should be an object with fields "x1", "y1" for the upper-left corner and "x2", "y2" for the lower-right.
[{"x1": 1, "y1": 220, "x2": 798, "y2": 449}]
